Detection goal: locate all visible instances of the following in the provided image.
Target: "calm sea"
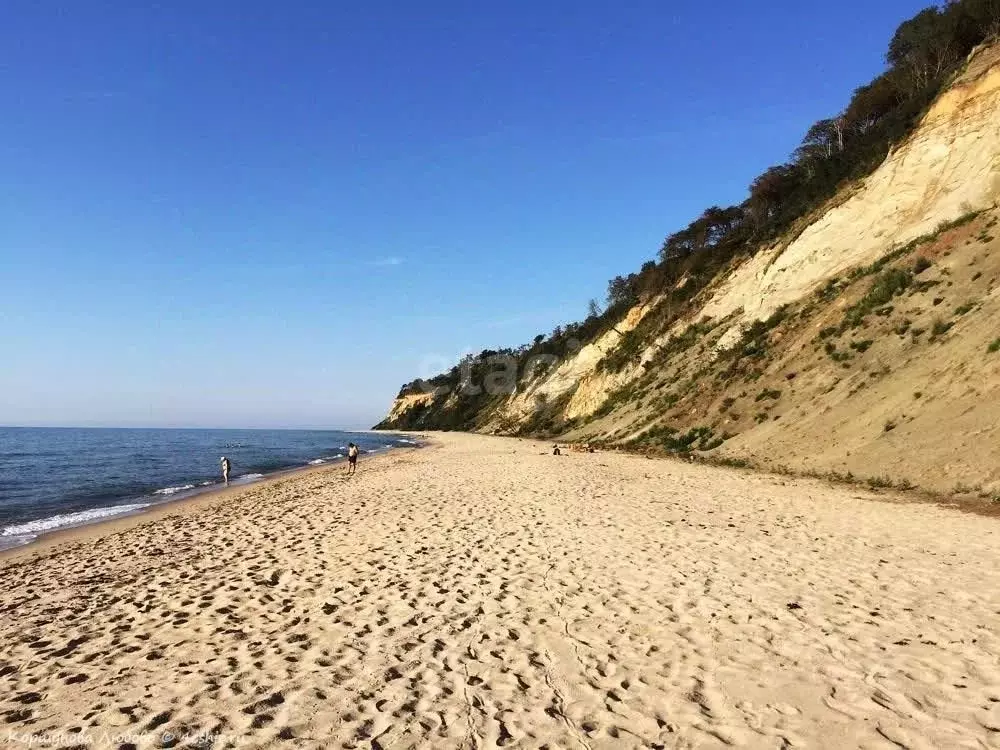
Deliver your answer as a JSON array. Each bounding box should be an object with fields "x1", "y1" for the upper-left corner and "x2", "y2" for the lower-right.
[{"x1": 0, "y1": 427, "x2": 412, "y2": 550}]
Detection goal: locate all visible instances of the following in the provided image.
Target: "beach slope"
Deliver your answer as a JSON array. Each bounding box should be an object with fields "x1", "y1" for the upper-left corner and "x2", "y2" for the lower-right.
[{"x1": 2, "y1": 433, "x2": 999, "y2": 748}]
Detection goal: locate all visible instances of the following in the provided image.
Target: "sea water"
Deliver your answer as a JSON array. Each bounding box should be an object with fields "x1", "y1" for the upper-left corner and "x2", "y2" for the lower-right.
[{"x1": 0, "y1": 427, "x2": 411, "y2": 550}]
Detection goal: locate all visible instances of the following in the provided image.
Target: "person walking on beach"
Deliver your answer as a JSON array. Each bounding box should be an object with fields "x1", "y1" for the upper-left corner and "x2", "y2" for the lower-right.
[
  {"x1": 220, "y1": 456, "x2": 231, "y2": 485},
  {"x1": 347, "y1": 443, "x2": 359, "y2": 475}
]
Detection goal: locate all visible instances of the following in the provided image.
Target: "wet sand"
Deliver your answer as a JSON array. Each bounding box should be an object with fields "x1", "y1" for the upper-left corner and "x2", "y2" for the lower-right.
[{"x1": 2, "y1": 433, "x2": 999, "y2": 749}]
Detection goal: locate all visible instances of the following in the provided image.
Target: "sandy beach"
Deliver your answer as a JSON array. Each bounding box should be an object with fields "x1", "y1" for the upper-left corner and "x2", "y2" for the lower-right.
[{"x1": 2, "y1": 433, "x2": 999, "y2": 749}]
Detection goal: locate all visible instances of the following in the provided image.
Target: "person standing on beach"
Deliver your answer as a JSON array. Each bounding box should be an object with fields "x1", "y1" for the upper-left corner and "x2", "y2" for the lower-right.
[
  {"x1": 220, "y1": 456, "x2": 231, "y2": 485},
  {"x1": 347, "y1": 444, "x2": 359, "y2": 475}
]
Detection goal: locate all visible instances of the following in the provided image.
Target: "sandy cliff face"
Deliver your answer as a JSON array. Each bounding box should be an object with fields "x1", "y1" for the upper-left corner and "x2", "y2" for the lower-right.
[
  {"x1": 379, "y1": 43, "x2": 1000, "y2": 494},
  {"x1": 380, "y1": 391, "x2": 435, "y2": 427},
  {"x1": 479, "y1": 301, "x2": 657, "y2": 430},
  {"x1": 523, "y1": 44, "x2": 999, "y2": 424},
  {"x1": 699, "y1": 44, "x2": 1000, "y2": 331}
]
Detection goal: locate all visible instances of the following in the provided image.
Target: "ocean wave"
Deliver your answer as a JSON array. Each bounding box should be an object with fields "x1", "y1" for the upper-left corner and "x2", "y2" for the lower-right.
[
  {"x1": 154, "y1": 484, "x2": 196, "y2": 496},
  {"x1": 396, "y1": 439, "x2": 417, "y2": 445},
  {"x1": 1, "y1": 503, "x2": 151, "y2": 538},
  {"x1": 308, "y1": 459, "x2": 326, "y2": 465}
]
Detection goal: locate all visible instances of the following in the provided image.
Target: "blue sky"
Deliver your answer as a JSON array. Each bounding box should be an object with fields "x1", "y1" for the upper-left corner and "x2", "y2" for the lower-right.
[{"x1": 1, "y1": 0, "x2": 930, "y2": 429}]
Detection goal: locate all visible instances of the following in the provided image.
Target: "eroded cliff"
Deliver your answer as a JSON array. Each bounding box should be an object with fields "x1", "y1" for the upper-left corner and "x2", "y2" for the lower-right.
[{"x1": 379, "y1": 42, "x2": 1000, "y2": 495}]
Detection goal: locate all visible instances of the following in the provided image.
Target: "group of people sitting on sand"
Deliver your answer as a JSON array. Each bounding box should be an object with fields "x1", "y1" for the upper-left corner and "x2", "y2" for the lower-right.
[{"x1": 218, "y1": 443, "x2": 361, "y2": 485}]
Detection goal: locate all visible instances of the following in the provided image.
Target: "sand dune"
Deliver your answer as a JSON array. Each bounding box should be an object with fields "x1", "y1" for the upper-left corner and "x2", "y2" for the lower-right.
[{"x1": 2, "y1": 433, "x2": 999, "y2": 749}]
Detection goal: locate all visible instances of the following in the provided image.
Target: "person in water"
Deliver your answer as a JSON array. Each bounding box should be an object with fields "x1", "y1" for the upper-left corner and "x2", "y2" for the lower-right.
[
  {"x1": 220, "y1": 456, "x2": 231, "y2": 485},
  {"x1": 347, "y1": 443, "x2": 359, "y2": 475}
]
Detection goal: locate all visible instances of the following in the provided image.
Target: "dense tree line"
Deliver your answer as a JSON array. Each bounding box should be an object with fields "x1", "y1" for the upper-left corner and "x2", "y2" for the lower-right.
[
  {"x1": 387, "y1": 1, "x2": 1000, "y2": 426},
  {"x1": 603, "y1": 0, "x2": 1000, "y2": 311}
]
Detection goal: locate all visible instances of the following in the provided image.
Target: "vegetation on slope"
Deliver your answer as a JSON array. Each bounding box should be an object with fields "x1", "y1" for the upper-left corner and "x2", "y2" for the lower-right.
[{"x1": 573, "y1": 209, "x2": 1000, "y2": 492}]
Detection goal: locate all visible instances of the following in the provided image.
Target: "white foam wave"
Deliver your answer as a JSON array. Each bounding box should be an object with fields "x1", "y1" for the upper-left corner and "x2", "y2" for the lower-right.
[
  {"x1": 396, "y1": 439, "x2": 417, "y2": 445},
  {"x1": 1, "y1": 503, "x2": 152, "y2": 538},
  {"x1": 308, "y1": 459, "x2": 325, "y2": 465},
  {"x1": 154, "y1": 484, "x2": 196, "y2": 496}
]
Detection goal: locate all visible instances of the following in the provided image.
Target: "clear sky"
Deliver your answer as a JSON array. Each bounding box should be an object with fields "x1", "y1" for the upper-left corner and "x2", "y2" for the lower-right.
[{"x1": 1, "y1": 0, "x2": 930, "y2": 429}]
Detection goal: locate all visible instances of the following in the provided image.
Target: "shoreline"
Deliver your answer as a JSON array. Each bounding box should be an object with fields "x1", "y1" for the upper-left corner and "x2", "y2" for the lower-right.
[{"x1": 0, "y1": 440, "x2": 422, "y2": 563}]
